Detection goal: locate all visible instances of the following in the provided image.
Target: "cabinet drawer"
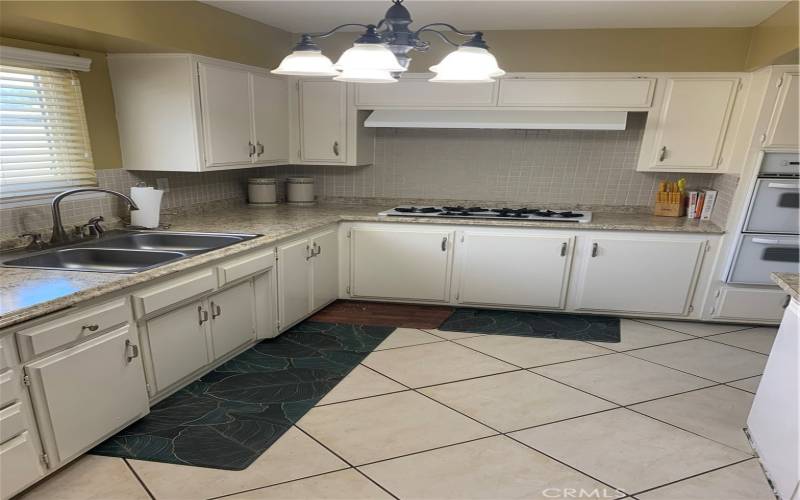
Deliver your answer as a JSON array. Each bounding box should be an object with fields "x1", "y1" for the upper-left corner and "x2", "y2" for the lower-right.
[
  {"x1": 132, "y1": 268, "x2": 216, "y2": 317},
  {"x1": 0, "y1": 402, "x2": 26, "y2": 443},
  {"x1": 0, "y1": 431, "x2": 45, "y2": 499},
  {"x1": 16, "y1": 298, "x2": 129, "y2": 361},
  {"x1": 713, "y1": 286, "x2": 787, "y2": 323},
  {"x1": 0, "y1": 334, "x2": 18, "y2": 372},
  {"x1": 0, "y1": 368, "x2": 20, "y2": 409},
  {"x1": 218, "y1": 249, "x2": 275, "y2": 286}
]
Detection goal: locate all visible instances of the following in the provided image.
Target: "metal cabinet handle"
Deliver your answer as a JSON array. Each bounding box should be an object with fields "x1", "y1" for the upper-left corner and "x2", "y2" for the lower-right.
[
  {"x1": 332, "y1": 141, "x2": 339, "y2": 156},
  {"x1": 314, "y1": 243, "x2": 322, "y2": 256},
  {"x1": 591, "y1": 242, "x2": 599, "y2": 257},
  {"x1": 560, "y1": 242, "x2": 568, "y2": 257},
  {"x1": 306, "y1": 244, "x2": 312, "y2": 260},
  {"x1": 81, "y1": 324, "x2": 99, "y2": 333},
  {"x1": 198, "y1": 306, "x2": 209, "y2": 325},
  {"x1": 658, "y1": 146, "x2": 667, "y2": 162},
  {"x1": 441, "y1": 237, "x2": 448, "y2": 252},
  {"x1": 257, "y1": 141, "x2": 265, "y2": 157},
  {"x1": 125, "y1": 340, "x2": 139, "y2": 363},
  {"x1": 211, "y1": 302, "x2": 222, "y2": 319},
  {"x1": 782, "y1": 295, "x2": 791, "y2": 309},
  {"x1": 248, "y1": 141, "x2": 256, "y2": 157}
]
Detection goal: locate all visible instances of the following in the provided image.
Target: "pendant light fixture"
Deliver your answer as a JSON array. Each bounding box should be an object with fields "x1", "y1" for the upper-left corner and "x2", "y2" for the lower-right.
[{"x1": 272, "y1": 0, "x2": 504, "y2": 84}]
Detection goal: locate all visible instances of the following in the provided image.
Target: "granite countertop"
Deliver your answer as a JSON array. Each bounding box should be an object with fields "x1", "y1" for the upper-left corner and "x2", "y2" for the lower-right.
[
  {"x1": 771, "y1": 272, "x2": 800, "y2": 302},
  {"x1": 0, "y1": 203, "x2": 723, "y2": 329}
]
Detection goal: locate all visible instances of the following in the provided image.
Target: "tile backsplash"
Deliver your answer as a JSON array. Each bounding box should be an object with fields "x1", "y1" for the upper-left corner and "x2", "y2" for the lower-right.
[
  {"x1": 1, "y1": 112, "x2": 741, "y2": 243},
  {"x1": 272, "y1": 113, "x2": 719, "y2": 208}
]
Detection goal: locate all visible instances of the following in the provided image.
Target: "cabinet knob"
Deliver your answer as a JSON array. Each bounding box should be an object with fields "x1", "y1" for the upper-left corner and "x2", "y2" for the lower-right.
[{"x1": 81, "y1": 324, "x2": 99, "y2": 333}]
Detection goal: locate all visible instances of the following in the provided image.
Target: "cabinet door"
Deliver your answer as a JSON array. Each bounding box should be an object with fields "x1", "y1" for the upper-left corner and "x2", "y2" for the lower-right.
[
  {"x1": 299, "y1": 80, "x2": 346, "y2": 163},
  {"x1": 498, "y1": 77, "x2": 655, "y2": 108},
  {"x1": 311, "y1": 229, "x2": 339, "y2": 311},
  {"x1": 765, "y1": 72, "x2": 799, "y2": 149},
  {"x1": 458, "y1": 232, "x2": 573, "y2": 309},
  {"x1": 25, "y1": 326, "x2": 148, "y2": 465},
  {"x1": 1, "y1": 431, "x2": 45, "y2": 499},
  {"x1": 146, "y1": 301, "x2": 211, "y2": 392},
  {"x1": 575, "y1": 238, "x2": 705, "y2": 315},
  {"x1": 209, "y1": 281, "x2": 256, "y2": 359},
  {"x1": 278, "y1": 238, "x2": 311, "y2": 330},
  {"x1": 350, "y1": 227, "x2": 453, "y2": 302},
  {"x1": 198, "y1": 62, "x2": 253, "y2": 167},
  {"x1": 649, "y1": 78, "x2": 738, "y2": 169},
  {"x1": 252, "y1": 73, "x2": 288, "y2": 163}
]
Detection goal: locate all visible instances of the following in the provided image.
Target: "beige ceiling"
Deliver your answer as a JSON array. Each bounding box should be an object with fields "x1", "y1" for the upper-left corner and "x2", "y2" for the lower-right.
[{"x1": 203, "y1": 0, "x2": 788, "y2": 32}]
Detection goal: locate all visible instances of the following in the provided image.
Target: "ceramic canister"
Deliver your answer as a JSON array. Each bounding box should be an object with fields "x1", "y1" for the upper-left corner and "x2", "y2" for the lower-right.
[
  {"x1": 286, "y1": 176, "x2": 315, "y2": 205},
  {"x1": 248, "y1": 177, "x2": 277, "y2": 206}
]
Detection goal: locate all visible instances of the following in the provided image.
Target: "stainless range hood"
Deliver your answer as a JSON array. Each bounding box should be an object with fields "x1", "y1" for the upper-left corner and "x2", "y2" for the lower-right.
[{"x1": 364, "y1": 109, "x2": 628, "y2": 130}]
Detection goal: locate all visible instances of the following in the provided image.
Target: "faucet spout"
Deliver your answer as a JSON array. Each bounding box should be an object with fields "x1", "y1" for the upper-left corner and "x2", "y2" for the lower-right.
[{"x1": 50, "y1": 188, "x2": 139, "y2": 246}]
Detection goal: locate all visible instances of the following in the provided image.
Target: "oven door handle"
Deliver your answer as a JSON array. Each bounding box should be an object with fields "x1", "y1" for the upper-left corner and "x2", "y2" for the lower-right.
[
  {"x1": 751, "y1": 237, "x2": 796, "y2": 245},
  {"x1": 766, "y1": 182, "x2": 799, "y2": 189}
]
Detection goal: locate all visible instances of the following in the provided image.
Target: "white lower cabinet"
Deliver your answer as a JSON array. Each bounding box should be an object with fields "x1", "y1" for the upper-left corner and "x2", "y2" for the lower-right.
[
  {"x1": 457, "y1": 232, "x2": 573, "y2": 309},
  {"x1": 277, "y1": 228, "x2": 339, "y2": 331},
  {"x1": 1, "y1": 431, "x2": 45, "y2": 499},
  {"x1": 574, "y1": 237, "x2": 707, "y2": 315},
  {"x1": 145, "y1": 301, "x2": 211, "y2": 394},
  {"x1": 349, "y1": 226, "x2": 454, "y2": 302},
  {"x1": 208, "y1": 281, "x2": 256, "y2": 358},
  {"x1": 25, "y1": 326, "x2": 149, "y2": 466}
]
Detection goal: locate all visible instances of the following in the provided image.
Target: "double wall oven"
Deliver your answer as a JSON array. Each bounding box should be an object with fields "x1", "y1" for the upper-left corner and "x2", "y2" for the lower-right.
[{"x1": 729, "y1": 153, "x2": 799, "y2": 285}]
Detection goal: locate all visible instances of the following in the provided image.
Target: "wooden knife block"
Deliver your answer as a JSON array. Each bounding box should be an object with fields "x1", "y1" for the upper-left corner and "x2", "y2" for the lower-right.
[{"x1": 654, "y1": 194, "x2": 686, "y2": 217}]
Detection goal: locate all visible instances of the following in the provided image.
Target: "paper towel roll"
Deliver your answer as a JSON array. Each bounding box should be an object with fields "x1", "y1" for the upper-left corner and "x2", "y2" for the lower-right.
[{"x1": 130, "y1": 187, "x2": 163, "y2": 228}]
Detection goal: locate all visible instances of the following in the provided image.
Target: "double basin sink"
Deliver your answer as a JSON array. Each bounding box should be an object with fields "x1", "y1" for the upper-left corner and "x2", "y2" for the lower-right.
[{"x1": 2, "y1": 230, "x2": 260, "y2": 273}]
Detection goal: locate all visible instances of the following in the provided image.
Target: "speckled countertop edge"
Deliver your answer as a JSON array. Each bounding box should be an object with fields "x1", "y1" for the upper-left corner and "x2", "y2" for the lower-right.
[
  {"x1": 0, "y1": 203, "x2": 723, "y2": 330},
  {"x1": 771, "y1": 272, "x2": 800, "y2": 302}
]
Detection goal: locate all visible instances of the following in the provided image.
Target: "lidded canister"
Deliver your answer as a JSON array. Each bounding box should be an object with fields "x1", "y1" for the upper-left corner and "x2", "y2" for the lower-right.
[
  {"x1": 286, "y1": 176, "x2": 315, "y2": 205},
  {"x1": 248, "y1": 177, "x2": 277, "y2": 206}
]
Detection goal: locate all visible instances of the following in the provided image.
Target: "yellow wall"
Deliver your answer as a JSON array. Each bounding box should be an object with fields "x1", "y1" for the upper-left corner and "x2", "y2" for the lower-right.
[
  {"x1": 746, "y1": 1, "x2": 800, "y2": 69},
  {"x1": 318, "y1": 27, "x2": 754, "y2": 73},
  {"x1": 1, "y1": 37, "x2": 122, "y2": 169}
]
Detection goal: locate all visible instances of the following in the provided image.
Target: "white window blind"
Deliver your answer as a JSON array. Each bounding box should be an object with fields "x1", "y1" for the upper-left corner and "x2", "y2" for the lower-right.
[{"x1": 0, "y1": 64, "x2": 96, "y2": 199}]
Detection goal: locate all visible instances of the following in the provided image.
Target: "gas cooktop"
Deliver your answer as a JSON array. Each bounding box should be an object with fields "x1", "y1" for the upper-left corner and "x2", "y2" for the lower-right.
[{"x1": 378, "y1": 206, "x2": 592, "y2": 223}]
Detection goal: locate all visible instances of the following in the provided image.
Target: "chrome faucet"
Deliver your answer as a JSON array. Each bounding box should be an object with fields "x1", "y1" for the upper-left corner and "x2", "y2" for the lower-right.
[{"x1": 50, "y1": 188, "x2": 139, "y2": 245}]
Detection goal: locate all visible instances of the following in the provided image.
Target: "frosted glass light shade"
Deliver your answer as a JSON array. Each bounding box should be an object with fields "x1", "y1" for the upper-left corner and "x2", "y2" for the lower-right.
[
  {"x1": 429, "y1": 46, "x2": 505, "y2": 82},
  {"x1": 335, "y1": 44, "x2": 406, "y2": 73},
  {"x1": 334, "y1": 69, "x2": 397, "y2": 83},
  {"x1": 271, "y1": 50, "x2": 338, "y2": 76}
]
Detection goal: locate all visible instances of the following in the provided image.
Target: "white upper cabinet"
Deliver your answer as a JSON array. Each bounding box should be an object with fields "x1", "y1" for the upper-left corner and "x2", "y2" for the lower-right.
[
  {"x1": 349, "y1": 226, "x2": 454, "y2": 302},
  {"x1": 456, "y1": 231, "x2": 574, "y2": 309},
  {"x1": 356, "y1": 76, "x2": 497, "y2": 107},
  {"x1": 252, "y1": 73, "x2": 289, "y2": 163},
  {"x1": 198, "y1": 63, "x2": 253, "y2": 167},
  {"x1": 498, "y1": 76, "x2": 656, "y2": 108},
  {"x1": 574, "y1": 236, "x2": 707, "y2": 315},
  {"x1": 764, "y1": 71, "x2": 799, "y2": 149},
  {"x1": 638, "y1": 76, "x2": 740, "y2": 172},
  {"x1": 298, "y1": 80, "x2": 348, "y2": 163},
  {"x1": 108, "y1": 54, "x2": 289, "y2": 171}
]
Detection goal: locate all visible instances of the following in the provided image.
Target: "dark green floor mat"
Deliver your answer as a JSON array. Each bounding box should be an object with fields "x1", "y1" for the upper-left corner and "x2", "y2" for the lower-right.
[
  {"x1": 438, "y1": 308, "x2": 620, "y2": 342},
  {"x1": 91, "y1": 321, "x2": 395, "y2": 470}
]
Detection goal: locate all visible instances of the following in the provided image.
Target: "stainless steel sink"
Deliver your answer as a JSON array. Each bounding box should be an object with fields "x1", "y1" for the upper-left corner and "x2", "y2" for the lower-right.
[
  {"x1": 88, "y1": 231, "x2": 255, "y2": 253},
  {"x1": 3, "y1": 248, "x2": 187, "y2": 273},
  {"x1": 1, "y1": 230, "x2": 260, "y2": 273}
]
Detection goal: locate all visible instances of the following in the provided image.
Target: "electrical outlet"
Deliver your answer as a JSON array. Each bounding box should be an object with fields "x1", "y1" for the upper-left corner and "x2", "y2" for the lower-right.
[{"x1": 156, "y1": 177, "x2": 169, "y2": 192}]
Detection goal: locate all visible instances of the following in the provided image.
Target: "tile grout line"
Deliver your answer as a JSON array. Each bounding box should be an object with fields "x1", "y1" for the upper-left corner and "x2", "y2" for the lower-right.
[
  {"x1": 207, "y1": 468, "x2": 354, "y2": 500},
  {"x1": 122, "y1": 458, "x2": 157, "y2": 500},
  {"x1": 626, "y1": 456, "x2": 758, "y2": 497}
]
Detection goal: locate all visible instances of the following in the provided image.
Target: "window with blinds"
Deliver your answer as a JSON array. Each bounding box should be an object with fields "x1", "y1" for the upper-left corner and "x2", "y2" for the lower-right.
[{"x1": 0, "y1": 64, "x2": 96, "y2": 200}]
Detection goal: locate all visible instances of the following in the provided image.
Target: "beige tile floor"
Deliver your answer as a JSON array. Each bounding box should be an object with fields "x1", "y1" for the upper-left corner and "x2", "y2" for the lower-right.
[{"x1": 18, "y1": 319, "x2": 778, "y2": 500}]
